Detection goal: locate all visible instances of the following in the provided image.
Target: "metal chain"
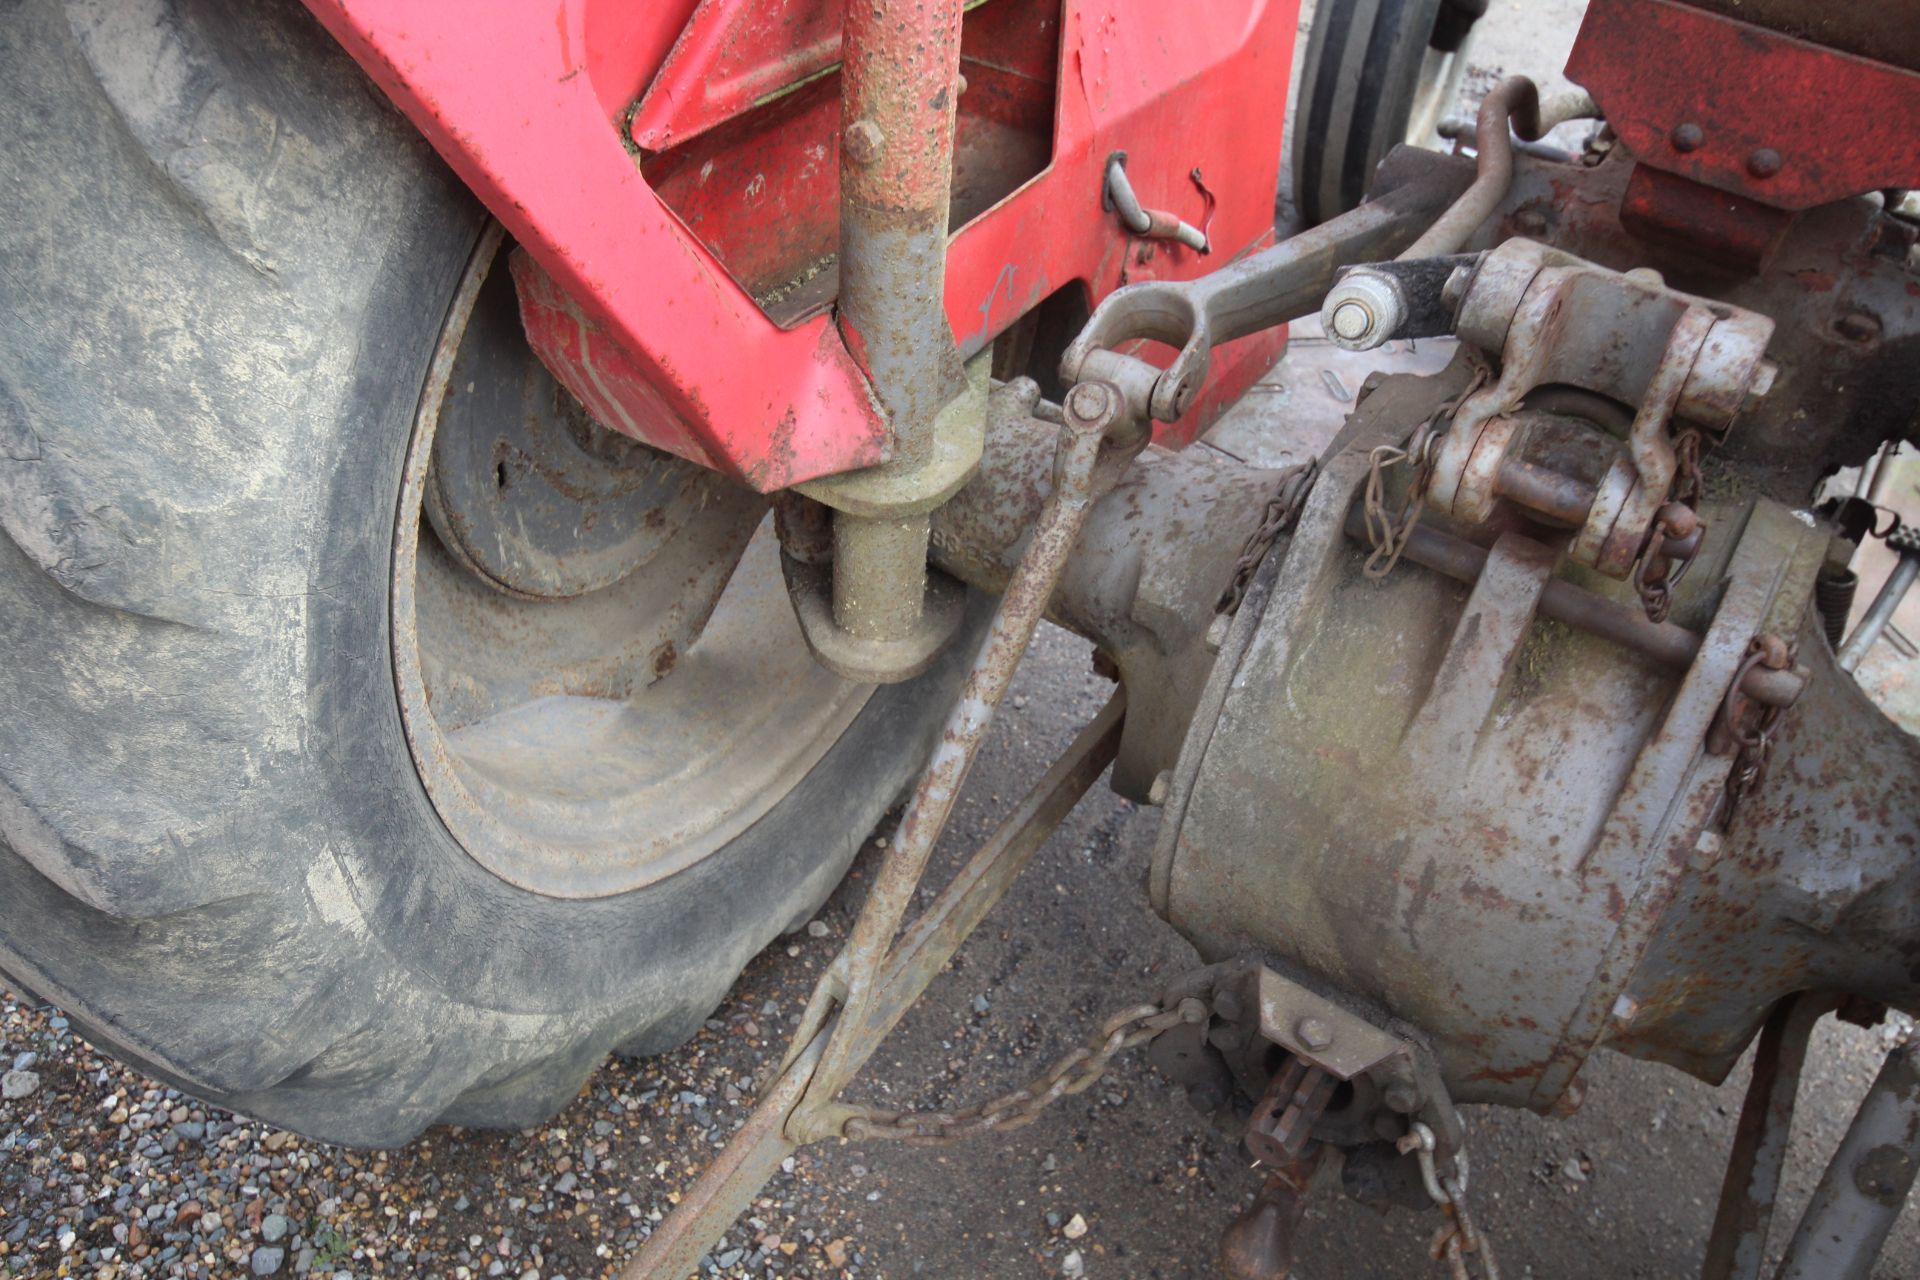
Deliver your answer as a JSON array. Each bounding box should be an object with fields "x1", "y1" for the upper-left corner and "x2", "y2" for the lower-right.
[
  {"x1": 1672, "y1": 428, "x2": 1705, "y2": 509},
  {"x1": 840, "y1": 997, "x2": 1209, "y2": 1147},
  {"x1": 1215, "y1": 462, "x2": 1318, "y2": 616},
  {"x1": 1722, "y1": 633, "x2": 1794, "y2": 818},
  {"x1": 1398, "y1": 1122, "x2": 1502, "y2": 1280},
  {"x1": 1361, "y1": 355, "x2": 1493, "y2": 581}
]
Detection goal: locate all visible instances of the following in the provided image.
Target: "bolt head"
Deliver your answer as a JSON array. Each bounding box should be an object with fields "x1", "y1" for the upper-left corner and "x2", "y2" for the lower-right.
[
  {"x1": 1320, "y1": 270, "x2": 1405, "y2": 352},
  {"x1": 1147, "y1": 771, "x2": 1171, "y2": 806},
  {"x1": 844, "y1": 119, "x2": 884, "y2": 166},
  {"x1": 1330, "y1": 300, "x2": 1374, "y2": 341},
  {"x1": 1385, "y1": 1084, "x2": 1420, "y2": 1114},
  {"x1": 1747, "y1": 147, "x2": 1783, "y2": 178},
  {"x1": 1295, "y1": 1016, "x2": 1334, "y2": 1050},
  {"x1": 1065, "y1": 381, "x2": 1114, "y2": 423},
  {"x1": 1670, "y1": 122, "x2": 1705, "y2": 153}
]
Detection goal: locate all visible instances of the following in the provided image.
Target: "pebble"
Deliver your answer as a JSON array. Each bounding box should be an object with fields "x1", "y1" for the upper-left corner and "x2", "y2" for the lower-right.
[
  {"x1": 2, "y1": 1067, "x2": 39, "y2": 1099},
  {"x1": 1063, "y1": 1213, "x2": 1089, "y2": 1240},
  {"x1": 12, "y1": 1050, "x2": 37, "y2": 1071},
  {"x1": 1062, "y1": 1248, "x2": 1086, "y2": 1277},
  {"x1": 262, "y1": 1212, "x2": 291, "y2": 1242},
  {"x1": 806, "y1": 920, "x2": 829, "y2": 938},
  {"x1": 252, "y1": 1244, "x2": 286, "y2": 1274}
]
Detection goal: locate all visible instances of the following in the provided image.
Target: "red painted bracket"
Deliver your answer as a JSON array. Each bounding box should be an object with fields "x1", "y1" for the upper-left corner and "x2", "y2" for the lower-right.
[
  {"x1": 1568, "y1": 0, "x2": 1920, "y2": 212},
  {"x1": 304, "y1": 0, "x2": 1297, "y2": 489}
]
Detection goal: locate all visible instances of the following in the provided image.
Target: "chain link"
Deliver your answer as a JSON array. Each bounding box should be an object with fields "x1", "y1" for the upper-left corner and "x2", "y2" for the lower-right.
[
  {"x1": 839, "y1": 997, "x2": 1208, "y2": 1147},
  {"x1": 1398, "y1": 1122, "x2": 1502, "y2": 1280},
  {"x1": 1215, "y1": 462, "x2": 1318, "y2": 617},
  {"x1": 1361, "y1": 355, "x2": 1493, "y2": 581}
]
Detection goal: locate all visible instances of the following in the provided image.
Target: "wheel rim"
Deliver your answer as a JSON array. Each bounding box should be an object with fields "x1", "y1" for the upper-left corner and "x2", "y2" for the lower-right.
[{"x1": 391, "y1": 225, "x2": 872, "y2": 898}]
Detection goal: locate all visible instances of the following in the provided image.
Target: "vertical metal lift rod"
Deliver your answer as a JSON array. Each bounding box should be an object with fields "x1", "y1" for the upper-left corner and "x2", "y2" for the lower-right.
[{"x1": 624, "y1": 385, "x2": 1147, "y2": 1277}]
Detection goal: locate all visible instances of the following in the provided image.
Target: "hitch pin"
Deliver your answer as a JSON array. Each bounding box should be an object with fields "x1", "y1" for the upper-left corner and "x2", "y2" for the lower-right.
[{"x1": 1105, "y1": 153, "x2": 1210, "y2": 253}]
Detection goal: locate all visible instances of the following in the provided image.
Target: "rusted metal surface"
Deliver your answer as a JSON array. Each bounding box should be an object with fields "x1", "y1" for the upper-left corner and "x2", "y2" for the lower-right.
[
  {"x1": 802, "y1": 381, "x2": 1150, "y2": 1109},
  {"x1": 1104, "y1": 153, "x2": 1210, "y2": 253},
  {"x1": 1431, "y1": 237, "x2": 1775, "y2": 578},
  {"x1": 1464, "y1": 147, "x2": 1920, "y2": 493},
  {"x1": 1701, "y1": 994, "x2": 1833, "y2": 1280},
  {"x1": 1617, "y1": 165, "x2": 1799, "y2": 274},
  {"x1": 1675, "y1": 0, "x2": 1920, "y2": 71},
  {"x1": 1335, "y1": 502, "x2": 1806, "y2": 709},
  {"x1": 1566, "y1": 0, "x2": 1920, "y2": 212},
  {"x1": 1062, "y1": 147, "x2": 1475, "y2": 426},
  {"x1": 1775, "y1": 1039, "x2": 1920, "y2": 1279},
  {"x1": 1155, "y1": 370, "x2": 1856, "y2": 1110},
  {"x1": 1219, "y1": 1154, "x2": 1321, "y2": 1280},
  {"x1": 1396, "y1": 76, "x2": 1591, "y2": 261},
  {"x1": 1838, "y1": 525, "x2": 1920, "y2": 671},
  {"x1": 928, "y1": 376, "x2": 1303, "y2": 797}
]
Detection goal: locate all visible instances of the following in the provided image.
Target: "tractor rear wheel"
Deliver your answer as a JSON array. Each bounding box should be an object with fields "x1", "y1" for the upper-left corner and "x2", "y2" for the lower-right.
[{"x1": 0, "y1": 0, "x2": 974, "y2": 1145}]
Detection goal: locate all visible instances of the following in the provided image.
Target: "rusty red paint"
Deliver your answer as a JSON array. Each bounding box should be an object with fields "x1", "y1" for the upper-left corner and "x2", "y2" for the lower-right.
[
  {"x1": 1568, "y1": 0, "x2": 1920, "y2": 212},
  {"x1": 1617, "y1": 165, "x2": 1799, "y2": 274},
  {"x1": 302, "y1": 0, "x2": 1298, "y2": 491}
]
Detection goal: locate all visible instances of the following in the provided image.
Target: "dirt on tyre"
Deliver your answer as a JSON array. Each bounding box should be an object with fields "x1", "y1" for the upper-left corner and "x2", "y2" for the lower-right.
[{"x1": 0, "y1": 0, "x2": 976, "y2": 1146}]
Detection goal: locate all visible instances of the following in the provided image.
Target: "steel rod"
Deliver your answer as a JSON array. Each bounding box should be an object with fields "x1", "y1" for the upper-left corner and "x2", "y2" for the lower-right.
[
  {"x1": 621, "y1": 692, "x2": 1125, "y2": 1278},
  {"x1": 1838, "y1": 554, "x2": 1919, "y2": 672},
  {"x1": 801, "y1": 390, "x2": 1139, "y2": 1120},
  {"x1": 1775, "y1": 1040, "x2": 1920, "y2": 1280},
  {"x1": 1341, "y1": 505, "x2": 1806, "y2": 707},
  {"x1": 1701, "y1": 995, "x2": 1831, "y2": 1280}
]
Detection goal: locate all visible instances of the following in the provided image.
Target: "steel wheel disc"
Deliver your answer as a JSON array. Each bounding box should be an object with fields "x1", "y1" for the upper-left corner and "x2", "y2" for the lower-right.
[{"x1": 391, "y1": 226, "x2": 872, "y2": 898}]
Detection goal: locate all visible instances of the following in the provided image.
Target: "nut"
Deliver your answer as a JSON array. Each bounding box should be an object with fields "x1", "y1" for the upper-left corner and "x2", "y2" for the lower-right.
[
  {"x1": 1319, "y1": 269, "x2": 1407, "y2": 353},
  {"x1": 1295, "y1": 1016, "x2": 1334, "y2": 1050}
]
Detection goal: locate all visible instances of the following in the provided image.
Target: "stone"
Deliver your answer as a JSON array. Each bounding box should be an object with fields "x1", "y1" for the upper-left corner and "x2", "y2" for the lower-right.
[
  {"x1": 261, "y1": 1214, "x2": 290, "y2": 1243},
  {"x1": 250, "y1": 1245, "x2": 285, "y2": 1275},
  {"x1": 2, "y1": 1070, "x2": 40, "y2": 1100}
]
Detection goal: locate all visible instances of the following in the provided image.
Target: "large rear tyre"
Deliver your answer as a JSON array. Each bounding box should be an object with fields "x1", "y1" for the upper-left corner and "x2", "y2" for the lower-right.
[
  {"x1": 1291, "y1": 0, "x2": 1483, "y2": 225},
  {"x1": 0, "y1": 0, "x2": 975, "y2": 1145}
]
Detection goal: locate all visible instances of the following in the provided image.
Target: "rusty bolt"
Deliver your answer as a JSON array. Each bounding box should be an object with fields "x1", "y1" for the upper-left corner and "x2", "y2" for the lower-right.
[
  {"x1": 1513, "y1": 205, "x2": 1549, "y2": 236},
  {"x1": 1747, "y1": 147, "x2": 1783, "y2": 178},
  {"x1": 1147, "y1": 771, "x2": 1171, "y2": 806},
  {"x1": 1670, "y1": 122, "x2": 1705, "y2": 153},
  {"x1": 1065, "y1": 381, "x2": 1115, "y2": 424},
  {"x1": 1295, "y1": 1017, "x2": 1334, "y2": 1050},
  {"x1": 844, "y1": 119, "x2": 884, "y2": 166}
]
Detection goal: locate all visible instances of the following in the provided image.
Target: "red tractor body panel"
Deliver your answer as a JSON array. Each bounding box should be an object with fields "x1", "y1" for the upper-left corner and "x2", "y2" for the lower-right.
[{"x1": 302, "y1": 0, "x2": 1301, "y2": 489}]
